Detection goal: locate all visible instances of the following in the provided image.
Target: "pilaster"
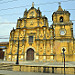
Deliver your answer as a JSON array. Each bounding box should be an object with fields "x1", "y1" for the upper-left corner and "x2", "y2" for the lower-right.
[{"x1": 24, "y1": 19, "x2": 26, "y2": 27}]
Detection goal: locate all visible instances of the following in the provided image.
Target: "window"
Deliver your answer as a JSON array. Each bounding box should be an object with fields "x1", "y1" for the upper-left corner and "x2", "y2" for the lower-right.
[
  {"x1": 29, "y1": 11, "x2": 34, "y2": 18},
  {"x1": 60, "y1": 16, "x2": 63, "y2": 22},
  {"x1": 29, "y1": 36, "x2": 33, "y2": 43}
]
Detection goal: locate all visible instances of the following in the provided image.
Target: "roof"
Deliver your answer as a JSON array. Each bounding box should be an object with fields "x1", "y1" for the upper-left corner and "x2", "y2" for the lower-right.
[
  {"x1": 0, "y1": 46, "x2": 7, "y2": 49},
  {"x1": 0, "y1": 42, "x2": 9, "y2": 45}
]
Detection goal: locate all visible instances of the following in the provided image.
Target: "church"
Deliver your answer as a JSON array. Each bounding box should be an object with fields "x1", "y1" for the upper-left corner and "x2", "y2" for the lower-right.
[{"x1": 6, "y1": 3, "x2": 75, "y2": 62}]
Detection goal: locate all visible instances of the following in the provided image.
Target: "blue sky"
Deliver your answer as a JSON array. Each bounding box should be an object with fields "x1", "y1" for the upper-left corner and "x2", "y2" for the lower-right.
[{"x1": 0, "y1": 0, "x2": 75, "y2": 42}]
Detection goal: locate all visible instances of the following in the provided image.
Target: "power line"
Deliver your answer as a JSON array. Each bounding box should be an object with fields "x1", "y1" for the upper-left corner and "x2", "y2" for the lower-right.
[
  {"x1": 0, "y1": 0, "x2": 75, "y2": 12},
  {"x1": 0, "y1": 8, "x2": 75, "y2": 17},
  {"x1": 1, "y1": 8, "x2": 75, "y2": 17},
  {"x1": 67, "y1": 9, "x2": 75, "y2": 10},
  {"x1": 0, "y1": 11, "x2": 54, "y2": 16},
  {"x1": 0, "y1": 0, "x2": 19, "y2": 4},
  {"x1": 0, "y1": 35, "x2": 9, "y2": 37},
  {"x1": 0, "y1": 38, "x2": 9, "y2": 39},
  {"x1": 0, "y1": 22, "x2": 16, "y2": 24},
  {"x1": 1, "y1": 20, "x2": 75, "y2": 25}
]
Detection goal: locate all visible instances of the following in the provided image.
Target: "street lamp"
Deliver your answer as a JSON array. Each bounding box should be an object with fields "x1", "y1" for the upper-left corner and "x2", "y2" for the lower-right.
[
  {"x1": 62, "y1": 48, "x2": 65, "y2": 75},
  {"x1": 16, "y1": 36, "x2": 19, "y2": 64}
]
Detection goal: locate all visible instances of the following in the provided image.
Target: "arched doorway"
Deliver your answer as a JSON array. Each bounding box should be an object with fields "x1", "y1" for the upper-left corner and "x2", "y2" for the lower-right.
[{"x1": 26, "y1": 48, "x2": 34, "y2": 61}]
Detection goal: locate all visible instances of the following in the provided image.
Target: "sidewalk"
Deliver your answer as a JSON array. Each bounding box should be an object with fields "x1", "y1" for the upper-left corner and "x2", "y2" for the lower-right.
[
  {"x1": 0, "y1": 60, "x2": 75, "y2": 67},
  {"x1": 0, "y1": 70, "x2": 74, "y2": 75}
]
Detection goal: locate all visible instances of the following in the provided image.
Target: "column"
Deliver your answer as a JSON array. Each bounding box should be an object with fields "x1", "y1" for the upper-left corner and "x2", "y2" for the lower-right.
[
  {"x1": 51, "y1": 41, "x2": 53, "y2": 53},
  {"x1": 22, "y1": 45, "x2": 24, "y2": 61},
  {"x1": 53, "y1": 26, "x2": 55, "y2": 38},
  {"x1": 18, "y1": 20, "x2": 20, "y2": 28},
  {"x1": 10, "y1": 42, "x2": 12, "y2": 61},
  {"x1": 37, "y1": 19, "x2": 39, "y2": 27},
  {"x1": 43, "y1": 27, "x2": 46, "y2": 55},
  {"x1": 23, "y1": 29, "x2": 26, "y2": 61},
  {"x1": 37, "y1": 28, "x2": 39, "y2": 39},
  {"x1": 23, "y1": 29, "x2": 26, "y2": 38},
  {"x1": 43, "y1": 28, "x2": 46, "y2": 39},
  {"x1": 10, "y1": 31, "x2": 14, "y2": 61},
  {"x1": 24, "y1": 19, "x2": 26, "y2": 27},
  {"x1": 36, "y1": 41, "x2": 39, "y2": 54},
  {"x1": 43, "y1": 41, "x2": 46, "y2": 54},
  {"x1": 50, "y1": 29, "x2": 54, "y2": 60},
  {"x1": 50, "y1": 29, "x2": 53, "y2": 54},
  {"x1": 44, "y1": 18, "x2": 46, "y2": 26}
]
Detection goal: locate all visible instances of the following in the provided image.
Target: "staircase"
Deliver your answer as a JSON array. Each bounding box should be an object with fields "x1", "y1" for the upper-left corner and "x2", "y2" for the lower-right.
[{"x1": 0, "y1": 63, "x2": 14, "y2": 71}]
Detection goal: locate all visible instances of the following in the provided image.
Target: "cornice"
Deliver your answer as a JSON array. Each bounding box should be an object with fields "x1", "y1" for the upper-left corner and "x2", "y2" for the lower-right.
[{"x1": 52, "y1": 22, "x2": 73, "y2": 26}]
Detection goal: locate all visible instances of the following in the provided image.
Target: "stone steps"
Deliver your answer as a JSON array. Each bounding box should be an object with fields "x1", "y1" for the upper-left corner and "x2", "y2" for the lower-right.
[{"x1": 0, "y1": 63, "x2": 14, "y2": 71}]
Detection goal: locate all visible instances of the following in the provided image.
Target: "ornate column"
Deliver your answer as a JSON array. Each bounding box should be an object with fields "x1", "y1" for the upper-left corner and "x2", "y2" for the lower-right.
[
  {"x1": 50, "y1": 29, "x2": 54, "y2": 60},
  {"x1": 24, "y1": 19, "x2": 26, "y2": 27},
  {"x1": 36, "y1": 41, "x2": 39, "y2": 62},
  {"x1": 51, "y1": 41, "x2": 53, "y2": 54},
  {"x1": 44, "y1": 18, "x2": 46, "y2": 26},
  {"x1": 43, "y1": 41, "x2": 46, "y2": 54},
  {"x1": 50, "y1": 29, "x2": 53, "y2": 54},
  {"x1": 53, "y1": 25, "x2": 55, "y2": 38},
  {"x1": 10, "y1": 31, "x2": 14, "y2": 61},
  {"x1": 43, "y1": 19, "x2": 46, "y2": 61},
  {"x1": 36, "y1": 41, "x2": 39, "y2": 54},
  {"x1": 23, "y1": 29, "x2": 26, "y2": 61},
  {"x1": 17, "y1": 20, "x2": 20, "y2": 28},
  {"x1": 43, "y1": 27, "x2": 46, "y2": 39},
  {"x1": 37, "y1": 28, "x2": 39, "y2": 39},
  {"x1": 43, "y1": 27, "x2": 46, "y2": 55},
  {"x1": 37, "y1": 18, "x2": 39, "y2": 27}
]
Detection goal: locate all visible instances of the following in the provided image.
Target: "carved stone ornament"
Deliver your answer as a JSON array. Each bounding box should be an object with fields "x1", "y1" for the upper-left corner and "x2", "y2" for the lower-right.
[
  {"x1": 40, "y1": 34, "x2": 43, "y2": 37},
  {"x1": 40, "y1": 47, "x2": 42, "y2": 52}
]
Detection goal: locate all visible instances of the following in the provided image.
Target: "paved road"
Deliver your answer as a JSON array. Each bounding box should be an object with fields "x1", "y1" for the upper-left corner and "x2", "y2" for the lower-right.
[{"x1": 0, "y1": 70, "x2": 74, "y2": 75}]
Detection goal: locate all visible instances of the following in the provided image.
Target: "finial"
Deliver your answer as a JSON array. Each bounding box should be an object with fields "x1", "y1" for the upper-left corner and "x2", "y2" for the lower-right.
[
  {"x1": 58, "y1": 2, "x2": 61, "y2": 6},
  {"x1": 44, "y1": 15, "x2": 45, "y2": 17},
  {"x1": 25, "y1": 8, "x2": 27, "y2": 11},
  {"x1": 32, "y1": 2, "x2": 34, "y2": 7},
  {"x1": 13, "y1": 27, "x2": 14, "y2": 30},
  {"x1": 38, "y1": 7, "x2": 39, "y2": 10}
]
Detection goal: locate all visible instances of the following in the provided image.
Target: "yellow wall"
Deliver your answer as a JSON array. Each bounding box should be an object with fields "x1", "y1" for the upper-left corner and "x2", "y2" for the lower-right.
[{"x1": 6, "y1": 5, "x2": 75, "y2": 62}]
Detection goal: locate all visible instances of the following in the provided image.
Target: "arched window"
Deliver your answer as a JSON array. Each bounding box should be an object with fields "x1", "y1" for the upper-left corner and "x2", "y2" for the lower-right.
[{"x1": 60, "y1": 16, "x2": 63, "y2": 22}]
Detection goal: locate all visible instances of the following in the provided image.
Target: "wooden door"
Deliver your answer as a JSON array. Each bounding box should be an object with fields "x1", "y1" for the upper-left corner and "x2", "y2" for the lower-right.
[
  {"x1": 26, "y1": 48, "x2": 34, "y2": 61},
  {"x1": 0, "y1": 49, "x2": 4, "y2": 60}
]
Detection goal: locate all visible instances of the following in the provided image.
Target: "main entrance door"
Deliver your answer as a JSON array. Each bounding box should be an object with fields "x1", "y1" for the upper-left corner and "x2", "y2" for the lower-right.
[{"x1": 26, "y1": 48, "x2": 34, "y2": 61}]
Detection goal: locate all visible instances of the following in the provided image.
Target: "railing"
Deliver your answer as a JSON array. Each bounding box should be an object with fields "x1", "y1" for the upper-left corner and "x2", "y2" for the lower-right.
[{"x1": 13, "y1": 65, "x2": 75, "y2": 74}]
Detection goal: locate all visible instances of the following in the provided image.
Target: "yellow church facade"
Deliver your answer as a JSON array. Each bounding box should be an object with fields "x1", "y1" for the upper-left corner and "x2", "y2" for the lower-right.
[{"x1": 6, "y1": 3, "x2": 75, "y2": 62}]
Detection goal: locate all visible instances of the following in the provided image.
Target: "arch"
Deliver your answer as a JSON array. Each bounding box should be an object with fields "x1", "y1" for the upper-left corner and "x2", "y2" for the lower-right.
[
  {"x1": 26, "y1": 48, "x2": 34, "y2": 61},
  {"x1": 60, "y1": 16, "x2": 63, "y2": 22},
  {"x1": 25, "y1": 46, "x2": 35, "y2": 53}
]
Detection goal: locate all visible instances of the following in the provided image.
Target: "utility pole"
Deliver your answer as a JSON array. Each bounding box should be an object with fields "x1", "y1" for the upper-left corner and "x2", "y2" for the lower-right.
[
  {"x1": 62, "y1": 48, "x2": 65, "y2": 75},
  {"x1": 16, "y1": 35, "x2": 19, "y2": 64}
]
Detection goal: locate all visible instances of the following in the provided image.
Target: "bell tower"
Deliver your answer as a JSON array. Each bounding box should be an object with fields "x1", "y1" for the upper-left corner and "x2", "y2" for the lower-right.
[{"x1": 52, "y1": 3, "x2": 73, "y2": 40}]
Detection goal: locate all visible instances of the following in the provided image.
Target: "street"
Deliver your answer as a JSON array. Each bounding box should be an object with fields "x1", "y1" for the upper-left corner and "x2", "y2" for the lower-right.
[{"x1": 0, "y1": 70, "x2": 74, "y2": 75}]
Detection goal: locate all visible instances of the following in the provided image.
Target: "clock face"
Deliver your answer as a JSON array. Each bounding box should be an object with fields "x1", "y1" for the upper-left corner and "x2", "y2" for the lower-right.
[{"x1": 60, "y1": 29, "x2": 66, "y2": 35}]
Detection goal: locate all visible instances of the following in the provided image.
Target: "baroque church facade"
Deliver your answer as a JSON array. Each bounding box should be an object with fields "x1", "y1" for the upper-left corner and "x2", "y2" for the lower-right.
[{"x1": 6, "y1": 3, "x2": 75, "y2": 62}]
